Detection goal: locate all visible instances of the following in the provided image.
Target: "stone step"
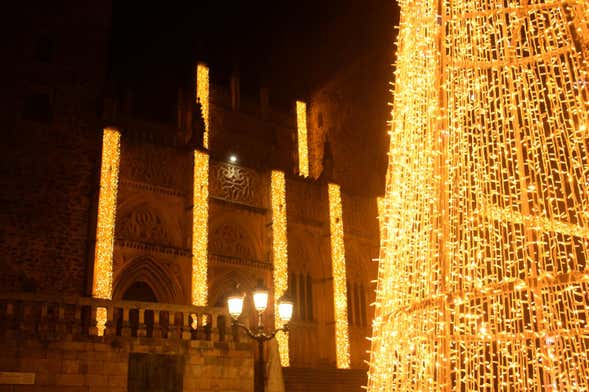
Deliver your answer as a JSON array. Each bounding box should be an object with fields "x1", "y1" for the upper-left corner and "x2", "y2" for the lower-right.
[{"x1": 282, "y1": 367, "x2": 367, "y2": 392}]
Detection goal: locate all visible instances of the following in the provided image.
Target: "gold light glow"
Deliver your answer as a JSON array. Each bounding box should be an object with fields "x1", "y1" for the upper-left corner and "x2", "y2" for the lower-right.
[
  {"x1": 376, "y1": 196, "x2": 385, "y2": 235},
  {"x1": 271, "y1": 170, "x2": 290, "y2": 366},
  {"x1": 92, "y1": 128, "x2": 120, "y2": 337},
  {"x1": 192, "y1": 150, "x2": 209, "y2": 306},
  {"x1": 328, "y1": 183, "x2": 351, "y2": 368},
  {"x1": 296, "y1": 101, "x2": 309, "y2": 177},
  {"x1": 196, "y1": 63, "x2": 210, "y2": 149},
  {"x1": 369, "y1": 0, "x2": 589, "y2": 390},
  {"x1": 92, "y1": 127, "x2": 121, "y2": 300}
]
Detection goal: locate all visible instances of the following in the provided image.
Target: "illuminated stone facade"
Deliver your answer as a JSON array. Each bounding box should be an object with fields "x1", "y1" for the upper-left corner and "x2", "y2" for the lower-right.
[{"x1": 0, "y1": 3, "x2": 383, "y2": 387}]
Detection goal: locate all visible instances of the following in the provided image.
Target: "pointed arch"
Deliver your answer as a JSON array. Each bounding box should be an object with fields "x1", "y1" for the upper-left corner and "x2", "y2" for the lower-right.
[
  {"x1": 208, "y1": 270, "x2": 258, "y2": 307},
  {"x1": 209, "y1": 213, "x2": 264, "y2": 262},
  {"x1": 113, "y1": 256, "x2": 185, "y2": 304}
]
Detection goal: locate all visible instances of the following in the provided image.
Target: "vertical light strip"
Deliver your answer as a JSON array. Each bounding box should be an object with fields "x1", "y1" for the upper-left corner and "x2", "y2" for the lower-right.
[
  {"x1": 92, "y1": 127, "x2": 121, "y2": 300},
  {"x1": 196, "y1": 63, "x2": 210, "y2": 149},
  {"x1": 192, "y1": 150, "x2": 209, "y2": 306},
  {"x1": 271, "y1": 170, "x2": 289, "y2": 366},
  {"x1": 328, "y1": 183, "x2": 350, "y2": 368},
  {"x1": 296, "y1": 101, "x2": 309, "y2": 177},
  {"x1": 93, "y1": 128, "x2": 120, "y2": 337}
]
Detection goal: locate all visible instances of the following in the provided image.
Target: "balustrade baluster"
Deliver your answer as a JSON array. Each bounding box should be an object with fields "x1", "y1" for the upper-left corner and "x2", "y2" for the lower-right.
[
  {"x1": 216, "y1": 314, "x2": 226, "y2": 342},
  {"x1": 22, "y1": 302, "x2": 35, "y2": 336},
  {"x1": 56, "y1": 304, "x2": 67, "y2": 336},
  {"x1": 104, "y1": 306, "x2": 115, "y2": 336},
  {"x1": 137, "y1": 308, "x2": 147, "y2": 338},
  {"x1": 72, "y1": 304, "x2": 82, "y2": 337},
  {"x1": 121, "y1": 306, "x2": 131, "y2": 337},
  {"x1": 152, "y1": 309, "x2": 162, "y2": 338},
  {"x1": 89, "y1": 306, "x2": 99, "y2": 336},
  {"x1": 39, "y1": 303, "x2": 49, "y2": 338},
  {"x1": 182, "y1": 312, "x2": 191, "y2": 340}
]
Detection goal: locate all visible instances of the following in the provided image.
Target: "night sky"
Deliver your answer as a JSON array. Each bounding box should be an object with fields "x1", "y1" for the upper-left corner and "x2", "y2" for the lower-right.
[{"x1": 110, "y1": 0, "x2": 398, "y2": 108}]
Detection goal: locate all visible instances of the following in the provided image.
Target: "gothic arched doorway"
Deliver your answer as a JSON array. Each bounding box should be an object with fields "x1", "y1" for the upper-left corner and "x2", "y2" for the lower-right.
[{"x1": 122, "y1": 281, "x2": 158, "y2": 302}]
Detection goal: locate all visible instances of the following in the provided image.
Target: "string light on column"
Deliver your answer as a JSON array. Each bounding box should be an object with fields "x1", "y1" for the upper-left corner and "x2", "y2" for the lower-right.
[
  {"x1": 328, "y1": 183, "x2": 351, "y2": 368},
  {"x1": 296, "y1": 101, "x2": 310, "y2": 178},
  {"x1": 93, "y1": 127, "x2": 121, "y2": 336},
  {"x1": 368, "y1": 0, "x2": 589, "y2": 390},
  {"x1": 196, "y1": 63, "x2": 210, "y2": 149},
  {"x1": 271, "y1": 170, "x2": 290, "y2": 366},
  {"x1": 192, "y1": 150, "x2": 209, "y2": 306}
]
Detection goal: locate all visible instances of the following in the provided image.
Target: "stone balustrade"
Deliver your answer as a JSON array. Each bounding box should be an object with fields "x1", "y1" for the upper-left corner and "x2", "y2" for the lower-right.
[{"x1": 0, "y1": 293, "x2": 231, "y2": 343}]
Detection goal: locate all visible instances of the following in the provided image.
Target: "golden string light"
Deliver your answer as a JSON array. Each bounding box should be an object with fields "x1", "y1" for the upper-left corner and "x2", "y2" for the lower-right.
[
  {"x1": 328, "y1": 183, "x2": 351, "y2": 369},
  {"x1": 377, "y1": 196, "x2": 385, "y2": 236},
  {"x1": 296, "y1": 101, "x2": 310, "y2": 177},
  {"x1": 368, "y1": 0, "x2": 589, "y2": 390},
  {"x1": 192, "y1": 150, "x2": 209, "y2": 306},
  {"x1": 92, "y1": 128, "x2": 120, "y2": 337},
  {"x1": 196, "y1": 63, "x2": 210, "y2": 149},
  {"x1": 92, "y1": 127, "x2": 121, "y2": 300},
  {"x1": 271, "y1": 170, "x2": 290, "y2": 366}
]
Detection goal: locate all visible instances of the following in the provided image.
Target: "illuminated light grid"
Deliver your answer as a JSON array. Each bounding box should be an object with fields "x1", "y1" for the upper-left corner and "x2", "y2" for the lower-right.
[
  {"x1": 271, "y1": 170, "x2": 290, "y2": 366},
  {"x1": 92, "y1": 127, "x2": 121, "y2": 300},
  {"x1": 328, "y1": 183, "x2": 351, "y2": 368},
  {"x1": 196, "y1": 63, "x2": 210, "y2": 149},
  {"x1": 192, "y1": 150, "x2": 209, "y2": 306},
  {"x1": 376, "y1": 196, "x2": 385, "y2": 236},
  {"x1": 296, "y1": 101, "x2": 310, "y2": 177},
  {"x1": 368, "y1": 0, "x2": 589, "y2": 391}
]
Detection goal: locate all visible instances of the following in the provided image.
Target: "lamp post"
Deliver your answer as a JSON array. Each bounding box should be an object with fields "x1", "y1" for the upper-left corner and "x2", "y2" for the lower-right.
[{"x1": 227, "y1": 283, "x2": 293, "y2": 392}]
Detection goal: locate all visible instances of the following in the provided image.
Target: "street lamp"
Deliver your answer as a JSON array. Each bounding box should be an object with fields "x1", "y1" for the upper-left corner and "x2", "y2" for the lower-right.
[{"x1": 227, "y1": 282, "x2": 293, "y2": 392}]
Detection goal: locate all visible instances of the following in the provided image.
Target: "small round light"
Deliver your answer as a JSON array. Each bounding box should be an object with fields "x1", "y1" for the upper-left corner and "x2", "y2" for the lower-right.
[
  {"x1": 277, "y1": 296, "x2": 294, "y2": 323},
  {"x1": 227, "y1": 294, "x2": 244, "y2": 319},
  {"x1": 253, "y1": 283, "x2": 269, "y2": 313},
  {"x1": 229, "y1": 155, "x2": 237, "y2": 163}
]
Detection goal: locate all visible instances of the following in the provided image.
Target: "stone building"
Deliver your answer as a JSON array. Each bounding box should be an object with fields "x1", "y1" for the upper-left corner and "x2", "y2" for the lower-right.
[{"x1": 0, "y1": 2, "x2": 388, "y2": 391}]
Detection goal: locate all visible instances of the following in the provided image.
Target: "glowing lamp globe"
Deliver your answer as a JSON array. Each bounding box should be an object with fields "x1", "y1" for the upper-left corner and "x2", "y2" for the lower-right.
[
  {"x1": 277, "y1": 296, "x2": 294, "y2": 323},
  {"x1": 252, "y1": 284, "x2": 269, "y2": 313},
  {"x1": 227, "y1": 294, "x2": 244, "y2": 320}
]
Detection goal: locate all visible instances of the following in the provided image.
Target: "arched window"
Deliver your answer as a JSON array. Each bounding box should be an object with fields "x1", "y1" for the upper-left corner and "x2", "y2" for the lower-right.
[
  {"x1": 298, "y1": 273, "x2": 306, "y2": 320},
  {"x1": 360, "y1": 284, "x2": 367, "y2": 327},
  {"x1": 347, "y1": 282, "x2": 353, "y2": 325},
  {"x1": 288, "y1": 271, "x2": 314, "y2": 322},
  {"x1": 122, "y1": 281, "x2": 158, "y2": 302},
  {"x1": 306, "y1": 274, "x2": 313, "y2": 321}
]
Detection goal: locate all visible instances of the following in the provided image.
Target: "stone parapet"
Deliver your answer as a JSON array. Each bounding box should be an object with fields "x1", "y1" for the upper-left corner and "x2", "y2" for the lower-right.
[{"x1": 0, "y1": 293, "x2": 254, "y2": 391}]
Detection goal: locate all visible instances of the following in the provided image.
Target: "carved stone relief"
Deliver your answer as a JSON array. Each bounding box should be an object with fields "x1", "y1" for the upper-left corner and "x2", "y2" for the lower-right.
[
  {"x1": 209, "y1": 162, "x2": 264, "y2": 207},
  {"x1": 121, "y1": 142, "x2": 190, "y2": 190},
  {"x1": 117, "y1": 207, "x2": 170, "y2": 246},
  {"x1": 342, "y1": 194, "x2": 378, "y2": 237},
  {"x1": 287, "y1": 180, "x2": 324, "y2": 223},
  {"x1": 209, "y1": 223, "x2": 255, "y2": 260}
]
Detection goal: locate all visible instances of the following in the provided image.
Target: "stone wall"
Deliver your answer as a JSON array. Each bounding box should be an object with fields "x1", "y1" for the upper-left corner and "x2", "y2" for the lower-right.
[
  {"x1": 0, "y1": 125, "x2": 101, "y2": 295},
  {"x1": 308, "y1": 53, "x2": 389, "y2": 196},
  {"x1": 0, "y1": 1, "x2": 111, "y2": 296},
  {"x1": 0, "y1": 294, "x2": 254, "y2": 392},
  {"x1": 0, "y1": 333, "x2": 253, "y2": 392}
]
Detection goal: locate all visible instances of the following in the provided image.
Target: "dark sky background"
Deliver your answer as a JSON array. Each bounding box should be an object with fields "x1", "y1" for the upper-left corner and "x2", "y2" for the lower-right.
[{"x1": 110, "y1": 0, "x2": 399, "y2": 109}]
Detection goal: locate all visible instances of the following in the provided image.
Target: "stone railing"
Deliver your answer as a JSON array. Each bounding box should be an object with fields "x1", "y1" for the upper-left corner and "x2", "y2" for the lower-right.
[{"x1": 0, "y1": 293, "x2": 232, "y2": 343}]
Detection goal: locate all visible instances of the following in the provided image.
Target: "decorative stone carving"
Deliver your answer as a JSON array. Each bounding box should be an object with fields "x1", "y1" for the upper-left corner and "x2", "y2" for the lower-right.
[
  {"x1": 121, "y1": 142, "x2": 190, "y2": 190},
  {"x1": 343, "y1": 194, "x2": 377, "y2": 236},
  {"x1": 209, "y1": 224, "x2": 255, "y2": 259},
  {"x1": 209, "y1": 162, "x2": 263, "y2": 207},
  {"x1": 117, "y1": 207, "x2": 170, "y2": 246},
  {"x1": 287, "y1": 180, "x2": 324, "y2": 223}
]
